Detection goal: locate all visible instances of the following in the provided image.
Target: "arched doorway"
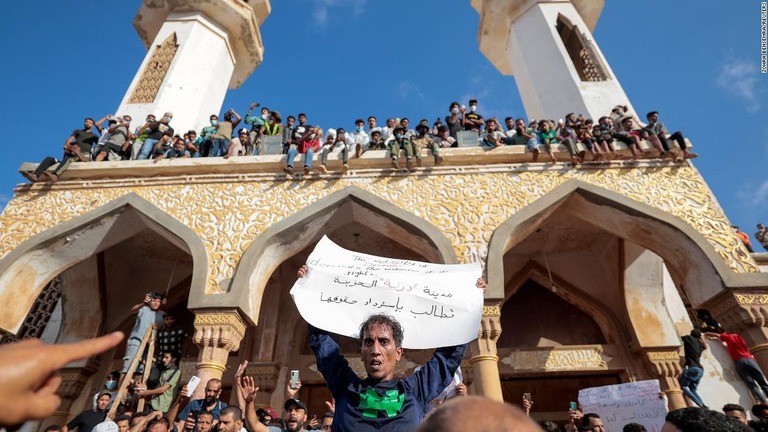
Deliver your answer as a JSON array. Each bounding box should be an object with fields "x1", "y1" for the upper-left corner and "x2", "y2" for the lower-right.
[
  {"x1": 496, "y1": 263, "x2": 638, "y2": 422},
  {"x1": 486, "y1": 180, "x2": 754, "y2": 419},
  {"x1": 0, "y1": 193, "x2": 208, "y2": 423},
  {"x1": 228, "y1": 186, "x2": 456, "y2": 417}
]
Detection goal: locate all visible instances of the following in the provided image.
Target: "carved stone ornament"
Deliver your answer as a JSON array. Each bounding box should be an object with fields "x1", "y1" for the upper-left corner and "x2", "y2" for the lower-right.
[
  {"x1": 0, "y1": 166, "x2": 756, "y2": 295},
  {"x1": 129, "y1": 33, "x2": 178, "y2": 104}
]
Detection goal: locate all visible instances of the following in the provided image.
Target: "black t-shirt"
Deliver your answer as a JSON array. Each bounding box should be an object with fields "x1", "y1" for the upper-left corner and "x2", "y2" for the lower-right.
[
  {"x1": 67, "y1": 410, "x2": 106, "y2": 432},
  {"x1": 463, "y1": 112, "x2": 484, "y2": 131},
  {"x1": 71, "y1": 129, "x2": 99, "y2": 153},
  {"x1": 682, "y1": 335, "x2": 704, "y2": 369},
  {"x1": 147, "y1": 121, "x2": 174, "y2": 140}
]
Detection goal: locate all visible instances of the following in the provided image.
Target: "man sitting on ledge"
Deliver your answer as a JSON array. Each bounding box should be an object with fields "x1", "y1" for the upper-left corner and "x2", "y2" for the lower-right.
[{"x1": 297, "y1": 265, "x2": 483, "y2": 432}]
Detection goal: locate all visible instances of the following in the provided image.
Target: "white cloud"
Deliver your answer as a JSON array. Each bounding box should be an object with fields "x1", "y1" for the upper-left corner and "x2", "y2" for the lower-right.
[
  {"x1": 397, "y1": 81, "x2": 426, "y2": 101},
  {"x1": 314, "y1": 6, "x2": 329, "y2": 25},
  {"x1": 313, "y1": 0, "x2": 368, "y2": 26},
  {"x1": 755, "y1": 180, "x2": 768, "y2": 202},
  {"x1": 735, "y1": 178, "x2": 768, "y2": 224},
  {"x1": 460, "y1": 82, "x2": 516, "y2": 123},
  {"x1": 716, "y1": 58, "x2": 762, "y2": 113}
]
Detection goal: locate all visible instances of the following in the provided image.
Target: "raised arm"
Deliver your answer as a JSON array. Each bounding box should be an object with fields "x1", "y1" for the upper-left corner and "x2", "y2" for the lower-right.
[
  {"x1": 130, "y1": 294, "x2": 151, "y2": 314},
  {"x1": 241, "y1": 376, "x2": 268, "y2": 432},
  {"x1": 168, "y1": 383, "x2": 190, "y2": 431},
  {"x1": 406, "y1": 342, "x2": 467, "y2": 406},
  {"x1": 298, "y1": 265, "x2": 358, "y2": 396},
  {"x1": 699, "y1": 334, "x2": 708, "y2": 351},
  {"x1": 406, "y1": 277, "x2": 485, "y2": 404},
  {"x1": 94, "y1": 115, "x2": 111, "y2": 133},
  {"x1": 231, "y1": 109, "x2": 242, "y2": 128},
  {"x1": 232, "y1": 361, "x2": 268, "y2": 432}
]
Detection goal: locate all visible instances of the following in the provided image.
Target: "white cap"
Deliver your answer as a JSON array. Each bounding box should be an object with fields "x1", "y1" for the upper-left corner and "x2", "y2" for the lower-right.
[{"x1": 92, "y1": 421, "x2": 118, "y2": 432}]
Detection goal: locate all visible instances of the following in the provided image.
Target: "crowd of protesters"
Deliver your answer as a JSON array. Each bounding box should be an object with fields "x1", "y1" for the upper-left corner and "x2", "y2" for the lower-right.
[
  {"x1": 26, "y1": 271, "x2": 768, "y2": 432},
  {"x1": 0, "y1": 272, "x2": 767, "y2": 432},
  {"x1": 22, "y1": 100, "x2": 697, "y2": 182},
  {"x1": 14, "y1": 320, "x2": 768, "y2": 432}
]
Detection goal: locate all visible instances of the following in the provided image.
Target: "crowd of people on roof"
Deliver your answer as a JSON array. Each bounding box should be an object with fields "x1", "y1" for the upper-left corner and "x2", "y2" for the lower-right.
[{"x1": 22, "y1": 99, "x2": 696, "y2": 182}]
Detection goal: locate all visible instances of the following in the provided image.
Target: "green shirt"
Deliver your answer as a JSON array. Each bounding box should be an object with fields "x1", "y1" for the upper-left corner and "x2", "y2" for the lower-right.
[{"x1": 151, "y1": 367, "x2": 180, "y2": 413}]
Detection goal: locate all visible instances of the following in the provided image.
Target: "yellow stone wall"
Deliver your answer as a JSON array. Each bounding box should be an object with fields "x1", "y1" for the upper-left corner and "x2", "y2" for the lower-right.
[{"x1": 0, "y1": 165, "x2": 756, "y2": 294}]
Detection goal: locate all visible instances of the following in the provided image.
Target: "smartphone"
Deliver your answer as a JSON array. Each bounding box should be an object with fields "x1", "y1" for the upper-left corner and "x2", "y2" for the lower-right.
[
  {"x1": 570, "y1": 401, "x2": 578, "y2": 411},
  {"x1": 523, "y1": 392, "x2": 532, "y2": 403},
  {"x1": 290, "y1": 370, "x2": 300, "y2": 390},
  {"x1": 186, "y1": 375, "x2": 201, "y2": 397}
]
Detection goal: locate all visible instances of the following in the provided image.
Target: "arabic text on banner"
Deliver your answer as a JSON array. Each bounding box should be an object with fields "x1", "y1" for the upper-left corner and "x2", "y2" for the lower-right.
[
  {"x1": 289, "y1": 236, "x2": 483, "y2": 349},
  {"x1": 578, "y1": 380, "x2": 666, "y2": 432}
]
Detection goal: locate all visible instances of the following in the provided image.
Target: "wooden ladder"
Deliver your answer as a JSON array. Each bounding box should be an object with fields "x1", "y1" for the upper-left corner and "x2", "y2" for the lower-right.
[{"x1": 108, "y1": 326, "x2": 157, "y2": 417}]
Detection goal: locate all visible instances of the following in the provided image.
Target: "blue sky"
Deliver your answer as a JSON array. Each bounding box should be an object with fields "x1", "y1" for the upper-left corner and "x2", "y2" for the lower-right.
[{"x1": 1, "y1": 1, "x2": 766, "y2": 246}]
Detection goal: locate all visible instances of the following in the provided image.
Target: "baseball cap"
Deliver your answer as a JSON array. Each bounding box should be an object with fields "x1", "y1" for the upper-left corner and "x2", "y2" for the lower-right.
[{"x1": 284, "y1": 399, "x2": 308, "y2": 412}]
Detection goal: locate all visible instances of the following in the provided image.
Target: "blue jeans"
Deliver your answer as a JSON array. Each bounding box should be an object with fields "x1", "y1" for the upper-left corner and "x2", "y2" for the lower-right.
[
  {"x1": 209, "y1": 138, "x2": 229, "y2": 157},
  {"x1": 678, "y1": 366, "x2": 705, "y2": 407},
  {"x1": 122, "y1": 338, "x2": 141, "y2": 373},
  {"x1": 137, "y1": 138, "x2": 159, "y2": 160},
  {"x1": 287, "y1": 147, "x2": 314, "y2": 169},
  {"x1": 736, "y1": 357, "x2": 768, "y2": 402}
]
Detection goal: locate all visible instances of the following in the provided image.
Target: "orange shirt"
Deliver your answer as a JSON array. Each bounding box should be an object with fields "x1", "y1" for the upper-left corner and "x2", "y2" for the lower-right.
[{"x1": 737, "y1": 231, "x2": 752, "y2": 246}]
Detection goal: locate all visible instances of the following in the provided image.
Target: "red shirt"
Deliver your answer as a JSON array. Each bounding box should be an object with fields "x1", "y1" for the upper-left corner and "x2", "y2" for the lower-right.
[{"x1": 720, "y1": 333, "x2": 754, "y2": 361}]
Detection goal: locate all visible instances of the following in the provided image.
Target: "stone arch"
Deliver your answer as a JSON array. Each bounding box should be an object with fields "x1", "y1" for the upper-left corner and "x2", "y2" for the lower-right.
[
  {"x1": 218, "y1": 185, "x2": 457, "y2": 326},
  {"x1": 0, "y1": 192, "x2": 208, "y2": 335},
  {"x1": 485, "y1": 180, "x2": 757, "y2": 307},
  {"x1": 501, "y1": 260, "x2": 632, "y2": 348}
]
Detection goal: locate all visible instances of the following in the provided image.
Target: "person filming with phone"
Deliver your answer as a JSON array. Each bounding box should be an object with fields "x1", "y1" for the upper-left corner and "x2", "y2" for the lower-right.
[{"x1": 174, "y1": 378, "x2": 228, "y2": 432}]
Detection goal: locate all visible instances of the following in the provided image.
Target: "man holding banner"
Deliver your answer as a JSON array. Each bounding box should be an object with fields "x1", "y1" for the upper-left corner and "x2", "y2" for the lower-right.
[{"x1": 291, "y1": 236, "x2": 485, "y2": 432}]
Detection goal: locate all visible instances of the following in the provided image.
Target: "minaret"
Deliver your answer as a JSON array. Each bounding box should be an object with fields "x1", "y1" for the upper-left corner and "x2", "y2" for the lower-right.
[
  {"x1": 471, "y1": 0, "x2": 638, "y2": 121},
  {"x1": 115, "y1": 0, "x2": 271, "y2": 135}
]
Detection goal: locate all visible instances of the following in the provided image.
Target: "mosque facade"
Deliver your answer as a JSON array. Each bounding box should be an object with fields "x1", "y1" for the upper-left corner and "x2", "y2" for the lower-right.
[{"x1": 2, "y1": 0, "x2": 768, "y2": 426}]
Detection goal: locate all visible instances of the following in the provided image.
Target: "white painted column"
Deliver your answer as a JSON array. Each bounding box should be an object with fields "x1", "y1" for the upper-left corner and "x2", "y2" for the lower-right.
[
  {"x1": 623, "y1": 243, "x2": 680, "y2": 347},
  {"x1": 116, "y1": 11, "x2": 234, "y2": 136},
  {"x1": 474, "y1": 0, "x2": 639, "y2": 121}
]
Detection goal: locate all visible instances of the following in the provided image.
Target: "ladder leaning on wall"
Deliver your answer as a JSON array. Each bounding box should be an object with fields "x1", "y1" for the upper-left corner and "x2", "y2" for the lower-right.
[{"x1": 108, "y1": 326, "x2": 157, "y2": 417}]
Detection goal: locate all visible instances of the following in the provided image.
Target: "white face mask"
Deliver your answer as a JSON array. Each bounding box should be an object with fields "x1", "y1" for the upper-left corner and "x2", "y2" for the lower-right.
[
  {"x1": 451, "y1": 107, "x2": 459, "y2": 115},
  {"x1": 470, "y1": 105, "x2": 477, "y2": 113}
]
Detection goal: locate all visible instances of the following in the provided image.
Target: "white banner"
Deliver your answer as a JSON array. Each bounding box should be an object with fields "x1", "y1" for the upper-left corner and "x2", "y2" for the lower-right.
[
  {"x1": 578, "y1": 380, "x2": 667, "y2": 432},
  {"x1": 290, "y1": 236, "x2": 483, "y2": 349}
]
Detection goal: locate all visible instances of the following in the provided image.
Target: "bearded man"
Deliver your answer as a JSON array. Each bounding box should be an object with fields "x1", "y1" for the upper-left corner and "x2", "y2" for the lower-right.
[{"x1": 175, "y1": 378, "x2": 228, "y2": 431}]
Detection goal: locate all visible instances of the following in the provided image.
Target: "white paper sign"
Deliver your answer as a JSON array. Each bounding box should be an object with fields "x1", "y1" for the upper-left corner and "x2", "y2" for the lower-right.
[
  {"x1": 578, "y1": 380, "x2": 667, "y2": 432},
  {"x1": 290, "y1": 236, "x2": 483, "y2": 349}
]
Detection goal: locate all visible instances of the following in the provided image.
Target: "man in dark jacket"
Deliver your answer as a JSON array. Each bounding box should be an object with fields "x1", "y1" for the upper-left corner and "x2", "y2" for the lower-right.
[{"x1": 298, "y1": 265, "x2": 480, "y2": 432}]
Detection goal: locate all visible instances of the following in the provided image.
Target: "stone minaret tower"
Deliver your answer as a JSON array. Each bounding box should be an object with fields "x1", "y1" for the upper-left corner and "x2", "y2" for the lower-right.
[
  {"x1": 115, "y1": 0, "x2": 271, "y2": 134},
  {"x1": 471, "y1": 0, "x2": 638, "y2": 121}
]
